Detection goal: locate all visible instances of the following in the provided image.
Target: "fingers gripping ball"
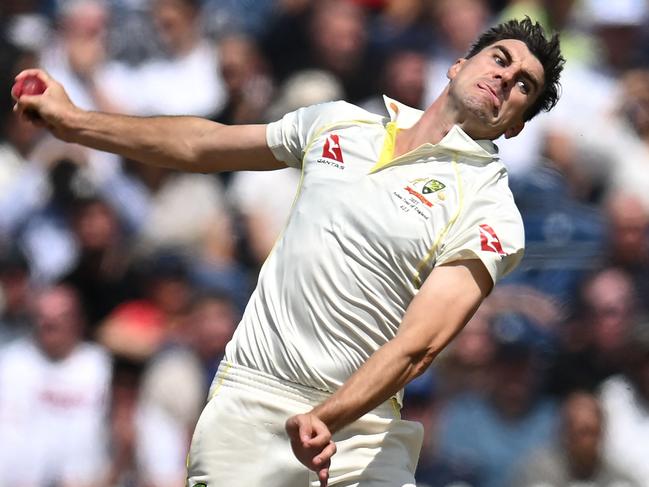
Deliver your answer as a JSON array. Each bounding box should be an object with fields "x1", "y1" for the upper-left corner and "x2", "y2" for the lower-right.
[
  {"x1": 12, "y1": 75, "x2": 46, "y2": 121},
  {"x1": 12, "y1": 75, "x2": 47, "y2": 98}
]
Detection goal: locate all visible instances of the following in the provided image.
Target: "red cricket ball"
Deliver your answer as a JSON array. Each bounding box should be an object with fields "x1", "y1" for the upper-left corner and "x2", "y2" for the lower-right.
[{"x1": 11, "y1": 75, "x2": 47, "y2": 99}]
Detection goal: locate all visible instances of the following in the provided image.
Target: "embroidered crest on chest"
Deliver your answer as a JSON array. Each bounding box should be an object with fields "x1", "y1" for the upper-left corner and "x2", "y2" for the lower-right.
[{"x1": 392, "y1": 177, "x2": 447, "y2": 220}]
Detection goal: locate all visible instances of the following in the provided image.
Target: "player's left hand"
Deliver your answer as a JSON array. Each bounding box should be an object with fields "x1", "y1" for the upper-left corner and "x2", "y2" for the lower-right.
[{"x1": 285, "y1": 412, "x2": 337, "y2": 487}]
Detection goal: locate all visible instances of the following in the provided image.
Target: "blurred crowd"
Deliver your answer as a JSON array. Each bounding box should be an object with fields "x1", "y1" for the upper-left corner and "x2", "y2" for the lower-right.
[{"x1": 0, "y1": 0, "x2": 648, "y2": 486}]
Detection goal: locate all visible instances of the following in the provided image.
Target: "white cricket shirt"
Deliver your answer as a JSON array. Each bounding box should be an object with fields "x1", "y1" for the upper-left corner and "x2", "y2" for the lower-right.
[{"x1": 225, "y1": 97, "x2": 525, "y2": 396}]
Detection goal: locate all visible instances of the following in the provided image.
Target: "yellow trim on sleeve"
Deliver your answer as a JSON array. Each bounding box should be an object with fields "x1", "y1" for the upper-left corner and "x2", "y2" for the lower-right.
[
  {"x1": 412, "y1": 154, "x2": 464, "y2": 288},
  {"x1": 369, "y1": 121, "x2": 399, "y2": 173}
]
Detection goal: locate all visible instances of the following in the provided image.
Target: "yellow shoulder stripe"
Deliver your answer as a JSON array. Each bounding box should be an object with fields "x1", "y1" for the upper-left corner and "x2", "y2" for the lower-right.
[{"x1": 369, "y1": 121, "x2": 399, "y2": 174}]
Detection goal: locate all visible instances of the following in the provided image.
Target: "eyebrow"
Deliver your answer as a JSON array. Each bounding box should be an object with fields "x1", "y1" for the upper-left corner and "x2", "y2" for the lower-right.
[{"x1": 493, "y1": 44, "x2": 541, "y2": 94}]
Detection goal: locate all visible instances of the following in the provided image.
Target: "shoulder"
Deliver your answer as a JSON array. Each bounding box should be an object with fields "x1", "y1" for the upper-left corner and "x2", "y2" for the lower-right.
[
  {"x1": 0, "y1": 338, "x2": 36, "y2": 363},
  {"x1": 599, "y1": 375, "x2": 635, "y2": 407},
  {"x1": 278, "y1": 100, "x2": 384, "y2": 132},
  {"x1": 73, "y1": 342, "x2": 112, "y2": 370},
  {"x1": 469, "y1": 163, "x2": 523, "y2": 224}
]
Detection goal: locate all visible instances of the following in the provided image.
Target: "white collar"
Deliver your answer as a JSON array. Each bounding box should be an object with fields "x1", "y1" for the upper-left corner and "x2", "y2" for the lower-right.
[{"x1": 382, "y1": 95, "x2": 499, "y2": 160}]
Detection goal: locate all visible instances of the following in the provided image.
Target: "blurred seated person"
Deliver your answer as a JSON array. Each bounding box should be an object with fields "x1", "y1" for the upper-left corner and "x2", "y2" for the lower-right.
[
  {"x1": 510, "y1": 391, "x2": 639, "y2": 487},
  {"x1": 546, "y1": 267, "x2": 639, "y2": 396},
  {"x1": 211, "y1": 34, "x2": 273, "y2": 127},
  {"x1": 112, "y1": 0, "x2": 227, "y2": 117},
  {"x1": 506, "y1": 153, "x2": 607, "y2": 307},
  {"x1": 0, "y1": 247, "x2": 32, "y2": 345},
  {"x1": 263, "y1": 0, "x2": 377, "y2": 102},
  {"x1": 62, "y1": 195, "x2": 141, "y2": 334},
  {"x1": 434, "y1": 319, "x2": 559, "y2": 487},
  {"x1": 604, "y1": 192, "x2": 649, "y2": 303},
  {"x1": 0, "y1": 284, "x2": 112, "y2": 487},
  {"x1": 599, "y1": 315, "x2": 649, "y2": 486},
  {"x1": 136, "y1": 292, "x2": 238, "y2": 487},
  {"x1": 360, "y1": 48, "x2": 427, "y2": 116}
]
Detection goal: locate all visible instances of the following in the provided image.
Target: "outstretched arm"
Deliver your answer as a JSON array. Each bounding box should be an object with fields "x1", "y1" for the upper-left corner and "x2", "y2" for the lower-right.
[
  {"x1": 12, "y1": 69, "x2": 285, "y2": 173},
  {"x1": 285, "y1": 259, "x2": 493, "y2": 486}
]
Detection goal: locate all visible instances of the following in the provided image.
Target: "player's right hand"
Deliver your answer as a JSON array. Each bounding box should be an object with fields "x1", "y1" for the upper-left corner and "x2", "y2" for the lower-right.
[
  {"x1": 12, "y1": 69, "x2": 80, "y2": 142},
  {"x1": 286, "y1": 412, "x2": 337, "y2": 487}
]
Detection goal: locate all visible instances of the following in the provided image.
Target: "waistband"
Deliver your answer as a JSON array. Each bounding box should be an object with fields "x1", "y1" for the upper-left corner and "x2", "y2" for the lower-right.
[{"x1": 209, "y1": 361, "x2": 401, "y2": 419}]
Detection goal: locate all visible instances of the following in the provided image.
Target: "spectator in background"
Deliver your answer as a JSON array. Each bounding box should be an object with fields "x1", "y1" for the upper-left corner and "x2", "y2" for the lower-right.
[
  {"x1": 37, "y1": 0, "x2": 135, "y2": 220},
  {"x1": 40, "y1": 0, "x2": 121, "y2": 114},
  {"x1": 360, "y1": 48, "x2": 427, "y2": 116},
  {"x1": 605, "y1": 193, "x2": 649, "y2": 302},
  {"x1": 366, "y1": 0, "x2": 432, "y2": 55},
  {"x1": 0, "y1": 155, "x2": 92, "y2": 283},
  {"x1": 581, "y1": 0, "x2": 648, "y2": 76},
  {"x1": 104, "y1": 358, "x2": 144, "y2": 487},
  {"x1": 136, "y1": 292, "x2": 238, "y2": 487},
  {"x1": 435, "y1": 332, "x2": 558, "y2": 487},
  {"x1": 402, "y1": 369, "x2": 479, "y2": 487},
  {"x1": 600, "y1": 70, "x2": 649, "y2": 212},
  {"x1": 599, "y1": 316, "x2": 649, "y2": 486},
  {"x1": 547, "y1": 267, "x2": 639, "y2": 396},
  {"x1": 511, "y1": 391, "x2": 639, "y2": 487},
  {"x1": 113, "y1": 0, "x2": 227, "y2": 117},
  {"x1": 212, "y1": 34, "x2": 273, "y2": 127},
  {"x1": 265, "y1": 0, "x2": 376, "y2": 102},
  {"x1": 117, "y1": 158, "x2": 249, "y2": 311},
  {"x1": 433, "y1": 306, "x2": 496, "y2": 399},
  {"x1": 0, "y1": 39, "x2": 44, "y2": 195},
  {"x1": 0, "y1": 284, "x2": 112, "y2": 487},
  {"x1": 200, "y1": 0, "x2": 277, "y2": 39},
  {"x1": 61, "y1": 195, "x2": 140, "y2": 334},
  {"x1": 121, "y1": 160, "x2": 231, "y2": 257},
  {"x1": 538, "y1": 0, "x2": 649, "y2": 192},
  {"x1": 423, "y1": 0, "x2": 491, "y2": 107},
  {"x1": 0, "y1": 248, "x2": 32, "y2": 345},
  {"x1": 506, "y1": 149, "x2": 607, "y2": 304}
]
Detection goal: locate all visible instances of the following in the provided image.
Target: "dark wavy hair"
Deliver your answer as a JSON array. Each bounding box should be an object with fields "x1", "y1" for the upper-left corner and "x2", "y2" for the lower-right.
[{"x1": 466, "y1": 17, "x2": 565, "y2": 121}]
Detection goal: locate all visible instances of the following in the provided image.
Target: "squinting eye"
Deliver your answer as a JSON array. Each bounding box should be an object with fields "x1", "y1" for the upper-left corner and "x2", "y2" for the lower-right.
[{"x1": 494, "y1": 56, "x2": 505, "y2": 66}]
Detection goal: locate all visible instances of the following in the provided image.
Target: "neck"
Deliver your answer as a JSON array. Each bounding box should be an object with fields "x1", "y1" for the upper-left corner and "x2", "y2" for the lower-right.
[{"x1": 393, "y1": 86, "x2": 484, "y2": 158}]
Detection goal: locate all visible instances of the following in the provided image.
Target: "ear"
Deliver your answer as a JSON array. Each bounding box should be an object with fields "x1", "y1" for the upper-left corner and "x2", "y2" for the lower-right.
[
  {"x1": 504, "y1": 121, "x2": 525, "y2": 139},
  {"x1": 447, "y1": 58, "x2": 466, "y2": 80}
]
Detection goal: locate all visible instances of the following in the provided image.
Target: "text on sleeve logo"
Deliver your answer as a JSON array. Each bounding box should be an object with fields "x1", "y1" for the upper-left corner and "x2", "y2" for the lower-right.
[
  {"x1": 479, "y1": 224, "x2": 506, "y2": 255},
  {"x1": 322, "y1": 134, "x2": 345, "y2": 163}
]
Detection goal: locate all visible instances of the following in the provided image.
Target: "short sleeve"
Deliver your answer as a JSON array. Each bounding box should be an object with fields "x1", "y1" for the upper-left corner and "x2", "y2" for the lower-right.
[
  {"x1": 265, "y1": 101, "x2": 361, "y2": 168},
  {"x1": 436, "y1": 181, "x2": 525, "y2": 286}
]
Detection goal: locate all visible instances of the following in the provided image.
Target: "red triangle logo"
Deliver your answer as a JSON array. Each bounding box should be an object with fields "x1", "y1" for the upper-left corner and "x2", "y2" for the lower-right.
[
  {"x1": 479, "y1": 224, "x2": 505, "y2": 255},
  {"x1": 322, "y1": 134, "x2": 344, "y2": 163}
]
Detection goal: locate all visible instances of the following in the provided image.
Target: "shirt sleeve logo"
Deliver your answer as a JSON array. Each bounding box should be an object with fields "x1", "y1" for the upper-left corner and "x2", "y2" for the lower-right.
[
  {"x1": 479, "y1": 224, "x2": 506, "y2": 255},
  {"x1": 322, "y1": 134, "x2": 345, "y2": 163}
]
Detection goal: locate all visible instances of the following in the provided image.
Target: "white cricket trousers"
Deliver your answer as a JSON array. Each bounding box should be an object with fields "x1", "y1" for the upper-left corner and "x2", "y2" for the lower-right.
[{"x1": 186, "y1": 361, "x2": 423, "y2": 487}]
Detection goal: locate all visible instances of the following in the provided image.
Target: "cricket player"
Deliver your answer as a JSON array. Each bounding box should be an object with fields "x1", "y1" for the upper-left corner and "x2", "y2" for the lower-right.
[{"x1": 13, "y1": 17, "x2": 564, "y2": 487}]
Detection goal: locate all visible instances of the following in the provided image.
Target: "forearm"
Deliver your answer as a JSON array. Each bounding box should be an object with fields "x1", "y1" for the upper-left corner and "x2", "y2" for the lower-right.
[
  {"x1": 63, "y1": 110, "x2": 259, "y2": 172},
  {"x1": 311, "y1": 260, "x2": 491, "y2": 434},
  {"x1": 311, "y1": 338, "x2": 428, "y2": 434},
  {"x1": 15, "y1": 69, "x2": 282, "y2": 172}
]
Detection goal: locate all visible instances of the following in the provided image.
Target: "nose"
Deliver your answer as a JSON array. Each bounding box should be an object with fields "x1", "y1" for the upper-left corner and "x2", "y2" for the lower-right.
[{"x1": 495, "y1": 67, "x2": 516, "y2": 91}]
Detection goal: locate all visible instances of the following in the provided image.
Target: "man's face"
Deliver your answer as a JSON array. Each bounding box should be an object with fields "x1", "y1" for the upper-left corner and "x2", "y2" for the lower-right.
[{"x1": 448, "y1": 39, "x2": 545, "y2": 140}]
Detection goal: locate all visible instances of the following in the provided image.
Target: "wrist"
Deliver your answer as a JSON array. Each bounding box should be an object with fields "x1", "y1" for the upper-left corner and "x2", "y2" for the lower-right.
[
  {"x1": 60, "y1": 106, "x2": 89, "y2": 143},
  {"x1": 310, "y1": 404, "x2": 342, "y2": 434}
]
